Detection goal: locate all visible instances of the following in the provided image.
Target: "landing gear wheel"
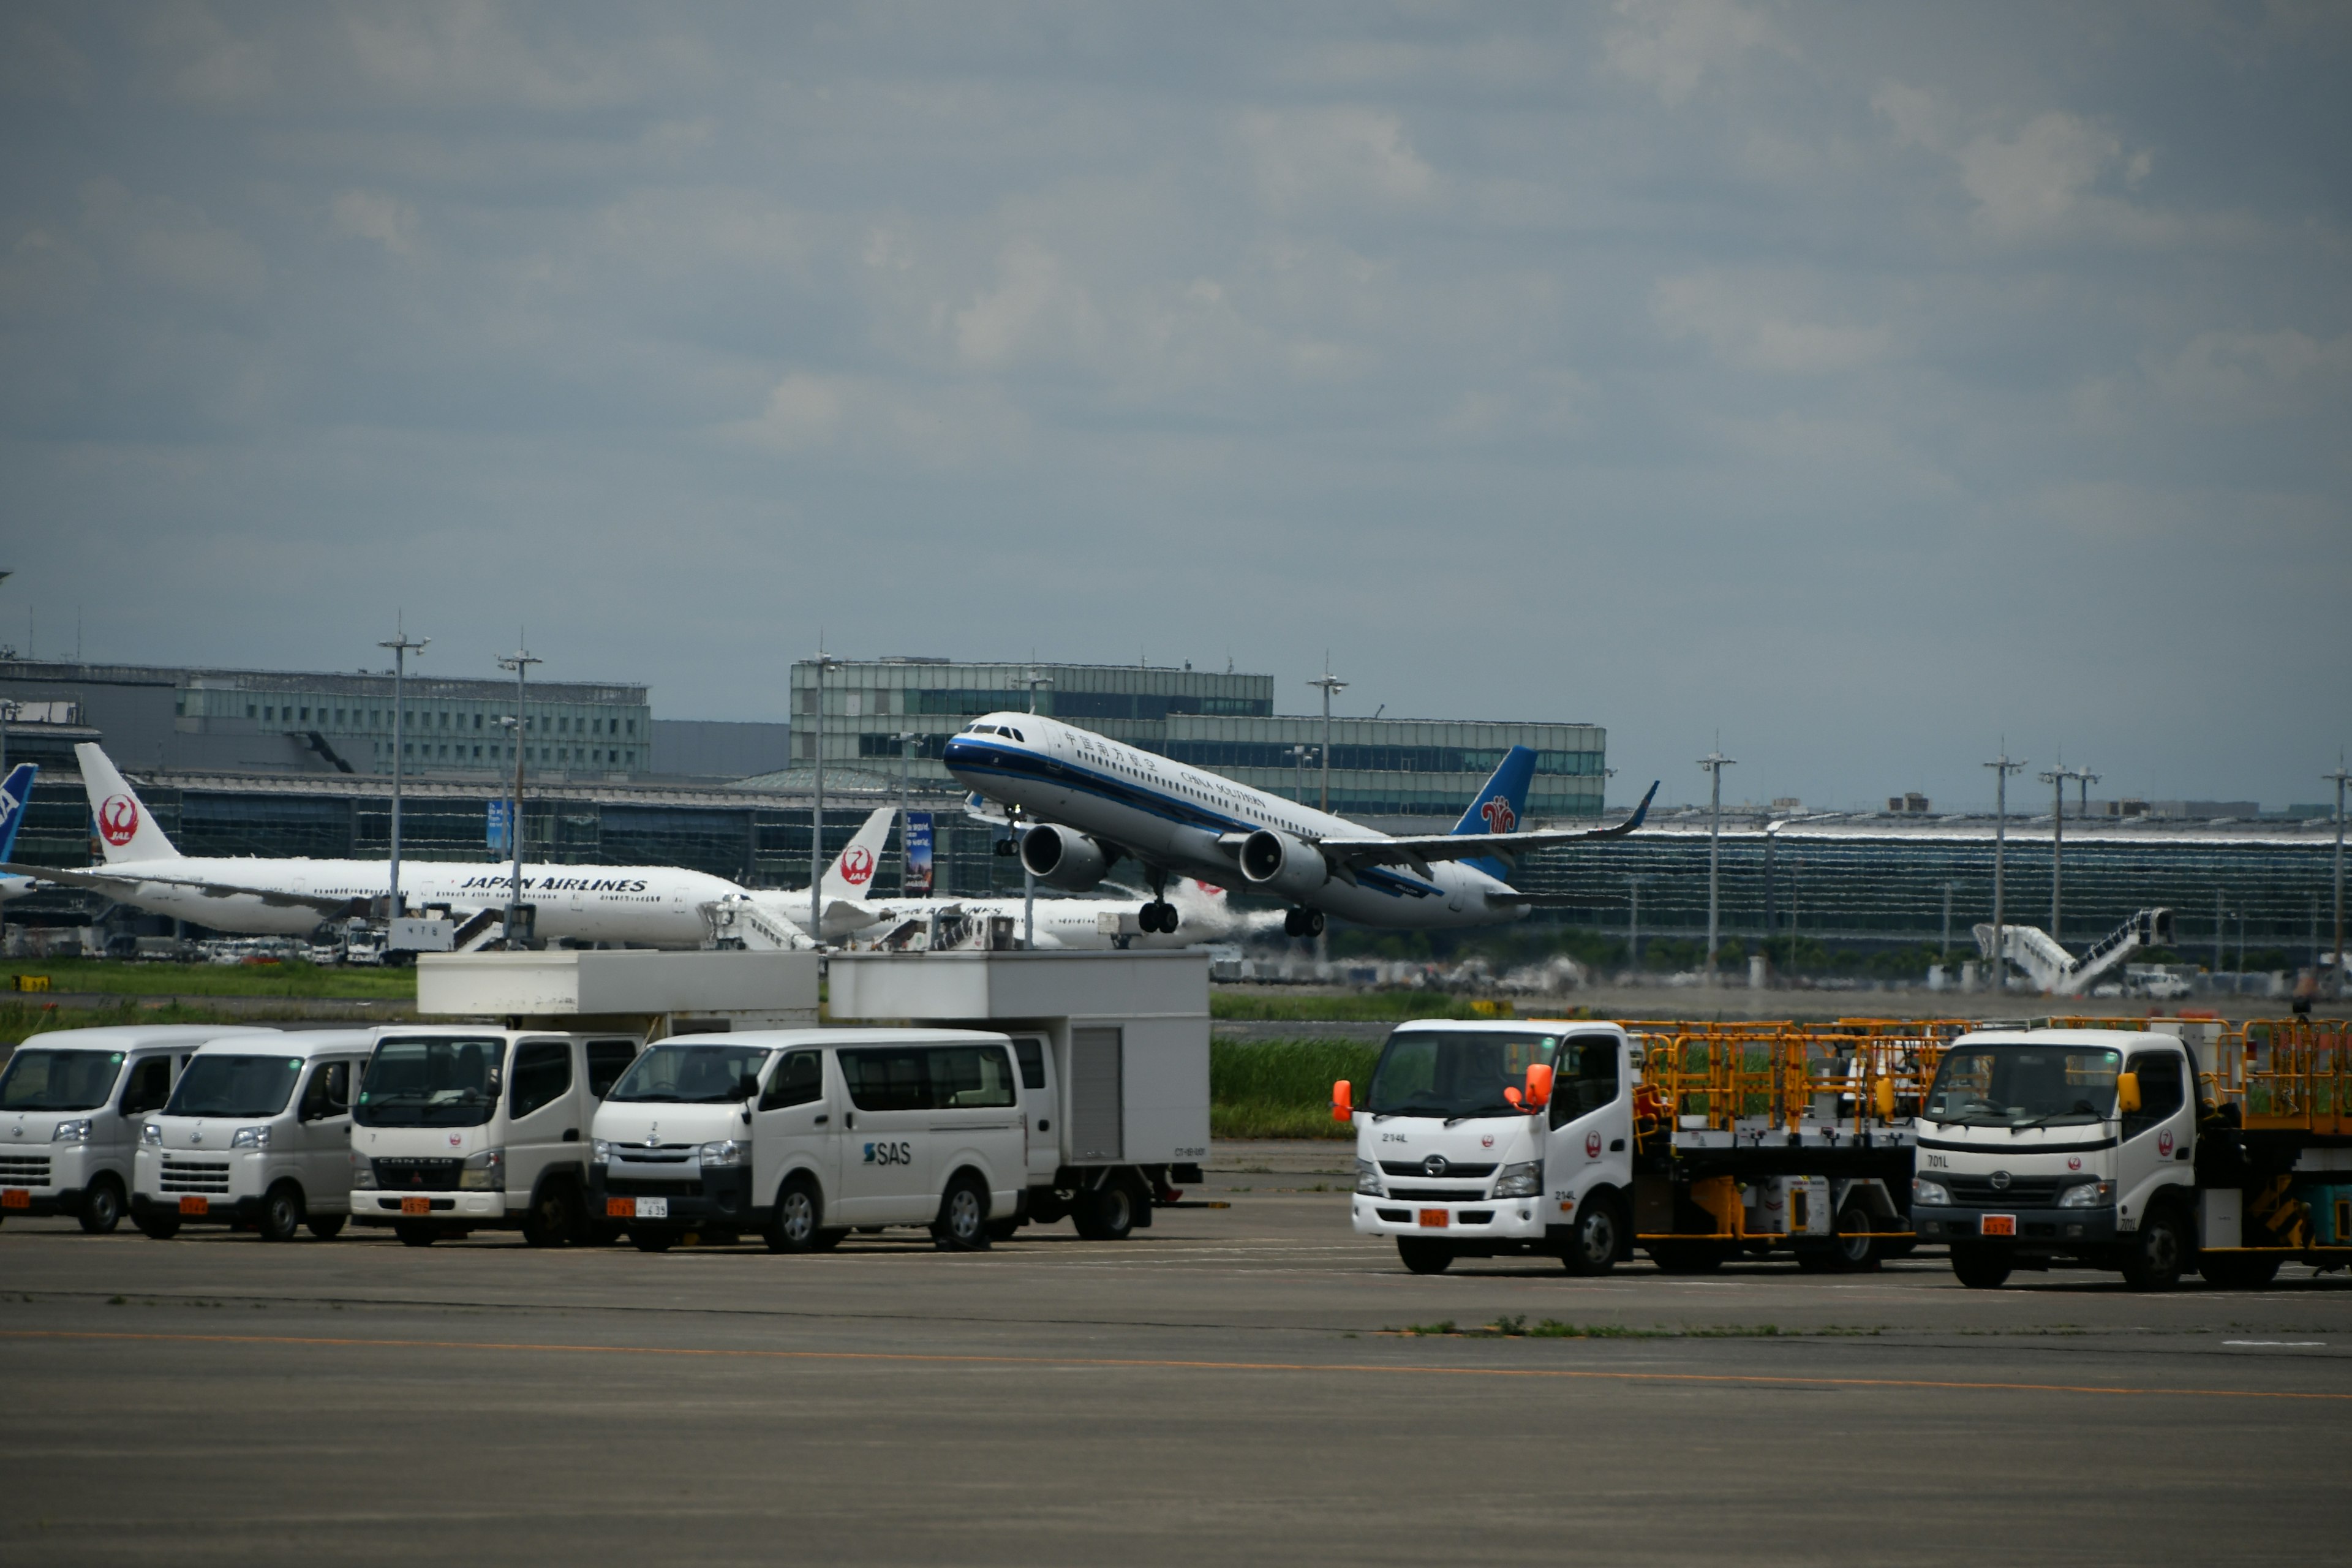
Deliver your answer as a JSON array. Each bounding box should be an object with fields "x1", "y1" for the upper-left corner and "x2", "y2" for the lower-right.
[
  {"x1": 258, "y1": 1184, "x2": 305, "y2": 1243},
  {"x1": 2199, "y1": 1253, "x2": 2282, "y2": 1289},
  {"x1": 1647, "y1": 1241, "x2": 1726, "y2": 1274},
  {"x1": 932, "y1": 1173, "x2": 992, "y2": 1251},
  {"x1": 1397, "y1": 1238, "x2": 1455, "y2": 1275},
  {"x1": 305, "y1": 1213, "x2": 346, "y2": 1241},
  {"x1": 767, "y1": 1178, "x2": 823, "y2": 1254},
  {"x1": 2120, "y1": 1205, "x2": 2188, "y2": 1291},
  {"x1": 395, "y1": 1221, "x2": 438, "y2": 1247},
  {"x1": 1282, "y1": 908, "x2": 1325, "y2": 938},
  {"x1": 1139, "y1": 901, "x2": 1177, "y2": 935},
  {"x1": 1072, "y1": 1178, "x2": 1137, "y2": 1241},
  {"x1": 1950, "y1": 1243, "x2": 2011, "y2": 1289},
  {"x1": 135, "y1": 1209, "x2": 181, "y2": 1241},
  {"x1": 1559, "y1": 1197, "x2": 1622, "y2": 1276},
  {"x1": 78, "y1": 1177, "x2": 125, "y2": 1235},
  {"x1": 521, "y1": 1183, "x2": 580, "y2": 1248}
]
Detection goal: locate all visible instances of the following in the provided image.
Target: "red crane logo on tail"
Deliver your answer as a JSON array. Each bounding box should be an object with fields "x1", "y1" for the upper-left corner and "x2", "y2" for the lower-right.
[
  {"x1": 839, "y1": 846, "x2": 875, "y2": 888},
  {"x1": 1480, "y1": 796, "x2": 1517, "y2": 834},
  {"x1": 99, "y1": 794, "x2": 140, "y2": 848}
]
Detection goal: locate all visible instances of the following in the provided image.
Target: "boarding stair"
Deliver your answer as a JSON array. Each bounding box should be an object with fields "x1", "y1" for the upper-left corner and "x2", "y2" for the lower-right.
[{"x1": 1973, "y1": 908, "x2": 2173, "y2": 997}]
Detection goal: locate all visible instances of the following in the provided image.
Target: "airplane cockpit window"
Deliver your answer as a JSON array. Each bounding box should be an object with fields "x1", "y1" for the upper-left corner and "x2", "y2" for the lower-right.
[{"x1": 1008, "y1": 729, "x2": 1024, "y2": 742}]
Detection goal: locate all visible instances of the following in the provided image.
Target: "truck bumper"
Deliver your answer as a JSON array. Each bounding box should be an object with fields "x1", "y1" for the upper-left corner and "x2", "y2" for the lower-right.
[
  {"x1": 588, "y1": 1167, "x2": 758, "y2": 1230},
  {"x1": 1351, "y1": 1194, "x2": 1546, "y2": 1243},
  {"x1": 131, "y1": 1192, "x2": 267, "y2": 1226},
  {"x1": 1913, "y1": 1204, "x2": 2119, "y2": 1246},
  {"x1": 351, "y1": 1189, "x2": 513, "y2": 1227}
]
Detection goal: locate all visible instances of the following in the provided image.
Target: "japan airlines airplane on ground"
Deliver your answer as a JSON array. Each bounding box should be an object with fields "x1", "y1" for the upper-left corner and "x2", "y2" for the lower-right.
[
  {"x1": 0, "y1": 744, "x2": 766, "y2": 948},
  {"x1": 0, "y1": 763, "x2": 38, "y2": 907},
  {"x1": 944, "y1": 714, "x2": 1653, "y2": 937}
]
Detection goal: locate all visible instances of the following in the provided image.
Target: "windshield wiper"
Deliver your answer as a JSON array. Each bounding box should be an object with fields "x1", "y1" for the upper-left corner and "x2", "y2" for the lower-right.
[
  {"x1": 1446, "y1": 1104, "x2": 1519, "y2": 1126},
  {"x1": 618, "y1": 1092, "x2": 684, "y2": 1102}
]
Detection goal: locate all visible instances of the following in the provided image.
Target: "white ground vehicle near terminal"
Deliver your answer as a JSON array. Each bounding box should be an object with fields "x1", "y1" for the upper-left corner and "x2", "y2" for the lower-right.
[
  {"x1": 131, "y1": 1031, "x2": 375, "y2": 1241},
  {"x1": 349, "y1": 1027, "x2": 643, "y2": 1246},
  {"x1": 1, "y1": 1026, "x2": 262, "y2": 1232},
  {"x1": 592, "y1": 1030, "x2": 1027, "y2": 1252}
]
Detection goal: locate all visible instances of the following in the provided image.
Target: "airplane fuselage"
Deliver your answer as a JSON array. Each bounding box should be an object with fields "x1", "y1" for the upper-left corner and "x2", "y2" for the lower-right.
[{"x1": 943, "y1": 714, "x2": 1529, "y2": 931}]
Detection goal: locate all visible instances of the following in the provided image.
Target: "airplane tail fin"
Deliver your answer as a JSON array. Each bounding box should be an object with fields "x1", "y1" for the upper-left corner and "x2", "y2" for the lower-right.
[
  {"x1": 75, "y1": 743, "x2": 182, "y2": 862},
  {"x1": 1451, "y1": 745, "x2": 1537, "y2": 880},
  {"x1": 819, "y1": 807, "x2": 897, "y2": 902},
  {"x1": 0, "y1": 764, "x2": 35, "y2": 861}
]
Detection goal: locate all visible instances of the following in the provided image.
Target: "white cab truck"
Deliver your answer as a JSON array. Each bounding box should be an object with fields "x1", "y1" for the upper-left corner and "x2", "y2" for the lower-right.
[
  {"x1": 131, "y1": 1031, "x2": 375, "y2": 1242},
  {"x1": 1342, "y1": 1019, "x2": 1914, "y2": 1275},
  {"x1": 592, "y1": 1028, "x2": 1027, "y2": 1253},
  {"x1": 1, "y1": 1025, "x2": 263, "y2": 1232},
  {"x1": 1911, "y1": 1023, "x2": 2352, "y2": 1289},
  {"x1": 827, "y1": 949, "x2": 1212, "y2": 1241},
  {"x1": 349, "y1": 1027, "x2": 643, "y2": 1246}
]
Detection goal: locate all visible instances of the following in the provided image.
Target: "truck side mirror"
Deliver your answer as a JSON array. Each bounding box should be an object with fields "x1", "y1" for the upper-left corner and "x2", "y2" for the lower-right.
[
  {"x1": 2116, "y1": 1072, "x2": 2141, "y2": 1114},
  {"x1": 1330, "y1": 1079, "x2": 1352, "y2": 1123},
  {"x1": 1523, "y1": 1063, "x2": 1553, "y2": 1112},
  {"x1": 1872, "y1": 1079, "x2": 1895, "y2": 1120}
]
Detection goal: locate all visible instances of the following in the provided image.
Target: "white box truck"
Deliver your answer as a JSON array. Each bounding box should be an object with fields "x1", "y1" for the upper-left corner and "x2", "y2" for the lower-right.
[
  {"x1": 826, "y1": 949, "x2": 1211, "y2": 1240},
  {"x1": 1, "y1": 1025, "x2": 266, "y2": 1233},
  {"x1": 131, "y1": 1030, "x2": 376, "y2": 1242}
]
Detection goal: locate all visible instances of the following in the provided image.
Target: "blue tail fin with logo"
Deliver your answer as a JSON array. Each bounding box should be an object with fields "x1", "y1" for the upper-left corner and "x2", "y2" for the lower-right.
[
  {"x1": 0, "y1": 764, "x2": 35, "y2": 862},
  {"x1": 1452, "y1": 745, "x2": 1536, "y2": 880}
]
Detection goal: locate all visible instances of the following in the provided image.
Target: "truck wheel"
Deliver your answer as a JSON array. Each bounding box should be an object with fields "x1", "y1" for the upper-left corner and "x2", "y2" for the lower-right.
[
  {"x1": 2120, "y1": 1205, "x2": 2188, "y2": 1291},
  {"x1": 522, "y1": 1182, "x2": 579, "y2": 1248},
  {"x1": 1559, "y1": 1197, "x2": 1621, "y2": 1277},
  {"x1": 1072, "y1": 1180, "x2": 1137, "y2": 1241},
  {"x1": 395, "y1": 1221, "x2": 438, "y2": 1247},
  {"x1": 258, "y1": 1184, "x2": 305, "y2": 1243},
  {"x1": 1830, "y1": 1203, "x2": 1879, "y2": 1272},
  {"x1": 306, "y1": 1214, "x2": 346, "y2": 1241},
  {"x1": 135, "y1": 1208, "x2": 181, "y2": 1240},
  {"x1": 767, "y1": 1177, "x2": 823, "y2": 1254},
  {"x1": 78, "y1": 1177, "x2": 126, "y2": 1235},
  {"x1": 631, "y1": 1229, "x2": 675, "y2": 1253},
  {"x1": 1647, "y1": 1241, "x2": 1725, "y2": 1274},
  {"x1": 932, "y1": 1172, "x2": 992, "y2": 1251},
  {"x1": 1950, "y1": 1244, "x2": 2011, "y2": 1289},
  {"x1": 1396, "y1": 1238, "x2": 1454, "y2": 1274},
  {"x1": 2199, "y1": 1253, "x2": 2282, "y2": 1289}
]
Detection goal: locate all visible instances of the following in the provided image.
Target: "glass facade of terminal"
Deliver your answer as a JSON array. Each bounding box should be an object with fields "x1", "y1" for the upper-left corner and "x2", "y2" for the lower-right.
[{"x1": 173, "y1": 671, "x2": 652, "y2": 776}]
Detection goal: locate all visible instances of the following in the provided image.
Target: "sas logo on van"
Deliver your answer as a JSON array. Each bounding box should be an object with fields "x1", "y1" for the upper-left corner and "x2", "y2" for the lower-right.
[{"x1": 863, "y1": 1140, "x2": 913, "y2": 1167}]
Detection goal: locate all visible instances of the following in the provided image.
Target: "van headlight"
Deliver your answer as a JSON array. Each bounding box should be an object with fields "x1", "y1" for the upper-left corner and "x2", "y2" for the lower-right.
[
  {"x1": 51, "y1": 1118, "x2": 92, "y2": 1143},
  {"x1": 1913, "y1": 1177, "x2": 1951, "y2": 1205},
  {"x1": 142, "y1": 1123, "x2": 162, "y2": 1145},
  {"x1": 349, "y1": 1149, "x2": 377, "y2": 1189},
  {"x1": 1354, "y1": 1159, "x2": 1384, "y2": 1197},
  {"x1": 2057, "y1": 1180, "x2": 2113, "y2": 1208},
  {"x1": 698, "y1": 1139, "x2": 742, "y2": 1167},
  {"x1": 592, "y1": 1139, "x2": 613, "y2": 1165},
  {"x1": 230, "y1": 1126, "x2": 270, "y2": 1150},
  {"x1": 459, "y1": 1148, "x2": 505, "y2": 1190},
  {"x1": 1493, "y1": 1161, "x2": 1542, "y2": 1199}
]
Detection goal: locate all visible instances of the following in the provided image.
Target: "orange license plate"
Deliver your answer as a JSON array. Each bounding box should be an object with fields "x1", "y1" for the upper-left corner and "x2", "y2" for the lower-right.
[
  {"x1": 400, "y1": 1196, "x2": 431, "y2": 1216},
  {"x1": 606, "y1": 1197, "x2": 633, "y2": 1218},
  {"x1": 178, "y1": 1196, "x2": 208, "y2": 1216},
  {"x1": 1418, "y1": 1208, "x2": 1450, "y2": 1229},
  {"x1": 1, "y1": 1189, "x2": 29, "y2": 1209},
  {"x1": 1981, "y1": 1214, "x2": 2016, "y2": 1237}
]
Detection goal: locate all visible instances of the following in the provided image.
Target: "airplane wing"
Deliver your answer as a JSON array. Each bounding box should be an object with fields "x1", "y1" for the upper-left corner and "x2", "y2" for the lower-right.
[
  {"x1": 1309, "y1": 782, "x2": 1658, "y2": 876},
  {"x1": 0, "y1": 861, "x2": 371, "y2": 918}
]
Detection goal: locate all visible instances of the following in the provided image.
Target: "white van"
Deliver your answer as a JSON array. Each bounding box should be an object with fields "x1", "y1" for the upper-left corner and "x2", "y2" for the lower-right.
[
  {"x1": 595, "y1": 1029, "x2": 1025, "y2": 1253},
  {"x1": 131, "y1": 1031, "x2": 375, "y2": 1242},
  {"x1": 1, "y1": 1026, "x2": 265, "y2": 1233},
  {"x1": 349, "y1": 1026, "x2": 642, "y2": 1246},
  {"x1": 587, "y1": 1035, "x2": 788, "y2": 1251}
]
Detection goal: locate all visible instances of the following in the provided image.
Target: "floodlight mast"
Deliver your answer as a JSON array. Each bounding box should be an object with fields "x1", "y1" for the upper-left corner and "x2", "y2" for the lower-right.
[
  {"x1": 1984, "y1": 752, "x2": 2026, "y2": 991},
  {"x1": 2329, "y1": 760, "x2": 2350, "y2": 1000},
  {"x1": 377, "y1": 622, "x2": 428, "y2": 920},
  {"x1": 2040, "y1": 764, "x2": 2095, "y2": 944},
  {"x1": 1309, "y1": 664, "x2": 1347, "y2": 813},
  {"x1": 810, "y1": 651, "x2": 840, "y2": 946},
  {"x1": 1697, "y1": 750, "x2": 1735, "y2": 982},
  {"x1": 496, "y1": 639, "x2": 540, "y2": 948},
  {"x1": 1022, "y1": 669, "x2": 1053, "y2": 949},
  {"x1": 896, "y1": 729, "x2": 918, "y2": 895}
]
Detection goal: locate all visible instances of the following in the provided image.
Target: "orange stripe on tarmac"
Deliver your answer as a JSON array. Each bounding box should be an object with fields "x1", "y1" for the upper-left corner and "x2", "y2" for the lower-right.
[{"x1": 2, "y1": 1329, "x2": 2343, "y2": 1403}]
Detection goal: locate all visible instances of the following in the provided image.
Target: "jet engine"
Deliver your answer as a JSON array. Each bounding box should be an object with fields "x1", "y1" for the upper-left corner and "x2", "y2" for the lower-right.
[
  {"x1": 1019, "y1": 824, "x2": 1114, "y2": 891},
  {"x1": 1238, "y1": 829, "x2": 1330, "y2": 903}
]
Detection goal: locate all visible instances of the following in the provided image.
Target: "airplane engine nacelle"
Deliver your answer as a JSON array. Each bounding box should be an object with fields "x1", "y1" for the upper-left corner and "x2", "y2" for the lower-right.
[
  {"x1": 1238, "y1": 829, "x2": 1329, "y2": 902},
  {"x1": 1019, "y1": 824, "x2": 1114, "y2": 892}
]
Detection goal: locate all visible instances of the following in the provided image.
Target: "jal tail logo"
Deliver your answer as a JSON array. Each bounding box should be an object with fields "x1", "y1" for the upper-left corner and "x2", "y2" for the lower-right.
[
  {"x1": 98, "y1": 794, "x2": 140, "y2": 848},
  {"x1": 1480, "y1": 796, "x2": 1517, "y2": 834},
  {"x1": 840, "y1": 846, "x2": 875, "y2": 888}
]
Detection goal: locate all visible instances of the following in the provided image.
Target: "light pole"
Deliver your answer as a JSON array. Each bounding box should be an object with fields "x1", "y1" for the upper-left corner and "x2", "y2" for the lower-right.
[
  {"x1": 1021, "y1": 669, "x2": 1053, "y2": 948},
  {"x1": 377, "y1": 622, "x2": 428, "y2": 919},
  {"x1": 1697, "y1": 749, "x2": 1735, "y2": 982},
  {"x1": 2328, "y1": 761, "x2": 2349, "y2": 999},
  {"x1": 1290, "y1": 744, "x2": 1312, "y2": 805},
  {"x1": 809, "y1": 652, "x2": 840, "y2": 946},
  {"x1": 1626, "y1": 873, "x2": 1646, "y2": 974},
  {"x1": 1309, "y1": 665, "x2": 1347, "y2": 813},
  {"x1": 896, "y1": 729, "x2": 918, "y2": 895},
  {"x1": 1983, "y1": 751, "x2": 2024, "y2": 991},
  {"x1": 1942, "y1": 880, "x2": 1958, "y2": 969},
  {"x1": 2038, "y1": 765, "x2": 2089, "y2": 946},
  {"x1": 496, "y1": 639, "x2": 540, "y2": 948}
]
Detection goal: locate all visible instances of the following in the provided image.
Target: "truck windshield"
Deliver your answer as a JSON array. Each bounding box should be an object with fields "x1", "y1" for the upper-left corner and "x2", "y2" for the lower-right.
[
  {"x1": 606, "y1": 1043, "x2": 772, "y2": 1104},
  {"x1": 1366, "y1": 1031, "x2": 1556, "y2": 1120},
  {"x1": 0, "y1": 1050, "x2": 125, "y2": 1112},
  {"x1": 1923, "y1": 1045, "x2": 2122, "y2": 1128},
  {"x1": 355, "y1": 1037, "x2": 505, "y2": 1128},
  {"x1": 165, "y1": 1055, "x2": 303, "y2": 1119}
]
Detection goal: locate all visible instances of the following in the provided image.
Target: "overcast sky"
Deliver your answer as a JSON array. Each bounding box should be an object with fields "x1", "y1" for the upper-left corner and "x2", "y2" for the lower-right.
[{"x1": 2, "y1": 2, "x2": 2346, "y2": 811}]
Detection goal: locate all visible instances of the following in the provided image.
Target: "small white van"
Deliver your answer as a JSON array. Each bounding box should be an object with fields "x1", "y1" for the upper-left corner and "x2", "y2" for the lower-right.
[
  {"x1": 1, "y1": 1026, "x2": 265, "y2": 1233},
  {"x1": 594, "y1": 1029, "x2": 1025, "y2": 1253},
  {"x1": 131, "y1": 1031, "x2": 375, "y2": 1242}
]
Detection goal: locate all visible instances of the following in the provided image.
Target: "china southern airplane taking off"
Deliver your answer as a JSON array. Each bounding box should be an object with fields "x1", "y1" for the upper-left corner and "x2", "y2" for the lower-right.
[
  {"x1": 0, "y1": 763, "x2": 39, "y2": 907},
  {"x1": 943, "y1": 714, "x2": 1654, "y2": 937},
  {"x1": 0, "y1": 745, "x2": 872, "y2": 949}
]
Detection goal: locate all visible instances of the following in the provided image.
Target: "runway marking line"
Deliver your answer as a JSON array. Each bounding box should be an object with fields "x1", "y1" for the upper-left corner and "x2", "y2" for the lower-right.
[{"x1": 4, "y1": 1329, "x2": 2345, "y2": 1403}]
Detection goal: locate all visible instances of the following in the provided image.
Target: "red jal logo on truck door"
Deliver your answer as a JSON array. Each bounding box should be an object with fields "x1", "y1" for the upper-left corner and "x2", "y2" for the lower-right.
[
  {"x1": 1585, "y1": 1131, "x2": 1603, "y2": 1159},
  {"x1": 98, "y1": 794, "x2": 140, "y2": 846},
  {"x1": 2158, "y1": 1131, "x2": 2174, "y2": 1157}
]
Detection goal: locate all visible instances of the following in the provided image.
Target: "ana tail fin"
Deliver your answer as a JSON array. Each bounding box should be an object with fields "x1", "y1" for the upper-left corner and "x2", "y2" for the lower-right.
[
  {"x1": 0, "y1": 764, "x2": 35, "y2": 861},
  {"x1": 75, "y1": 744, "x2": 182, "y2": 862},
  {"x1": 820, "y1": 806, "x2": 897, "y2": 901}
]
